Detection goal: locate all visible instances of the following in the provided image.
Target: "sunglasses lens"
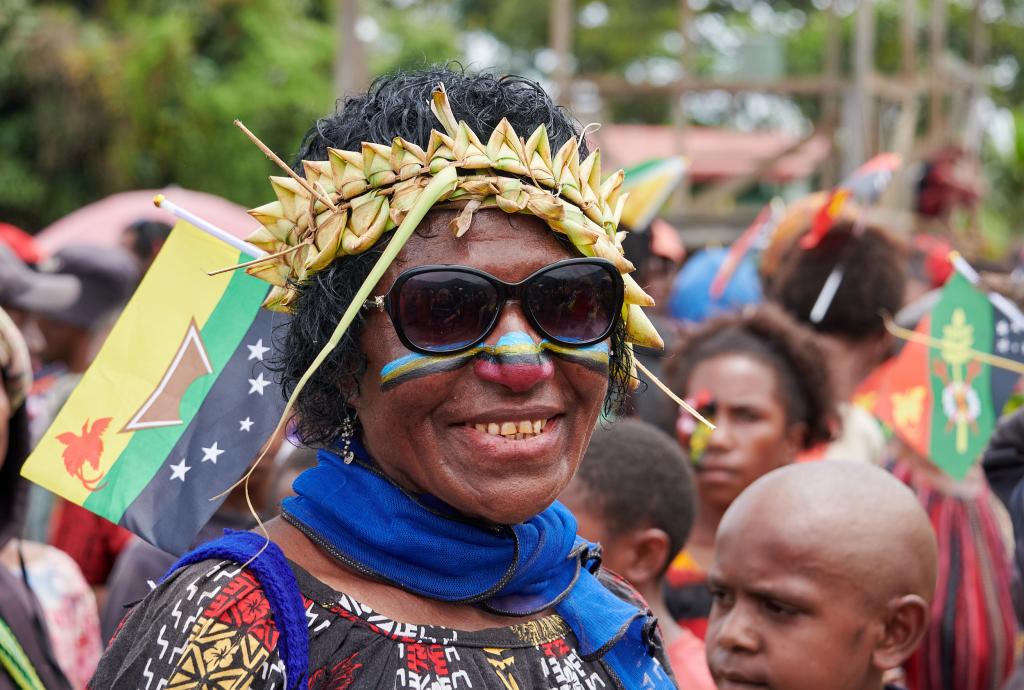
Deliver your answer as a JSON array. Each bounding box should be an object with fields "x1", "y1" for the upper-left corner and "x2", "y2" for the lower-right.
[
  {"x1": 397, "y1": 271, "x2": 499, "y2": 352},
  {"x1": 526, "y1": 263, "x2": 619, "y2": 344}
]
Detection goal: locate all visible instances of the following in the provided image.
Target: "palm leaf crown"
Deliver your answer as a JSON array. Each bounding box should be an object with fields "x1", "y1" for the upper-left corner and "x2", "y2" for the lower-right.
[{"x1": 244, "y1": 84, "x2": 663, "y2": 350}]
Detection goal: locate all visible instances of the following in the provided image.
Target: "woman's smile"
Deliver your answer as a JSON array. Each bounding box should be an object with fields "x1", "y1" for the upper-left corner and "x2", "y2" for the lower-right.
[
  {"x1": 466, "y1": 419, "x2": 549, "y2": 438},
  {"x1": 458, "y1": 408, "x2": 557, "y2": 440},
  {"x1": 452, "y1": 414, "x2": 563, "y2": 461}
]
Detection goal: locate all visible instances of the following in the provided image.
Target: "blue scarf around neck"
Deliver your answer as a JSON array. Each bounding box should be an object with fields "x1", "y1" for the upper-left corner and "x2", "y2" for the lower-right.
[
  {"x1": 165, "y1": 440, "x2": 675, "y2": 689},
  {"x1": 282, "y1": 442, "x2": 675, "y2": 688}
]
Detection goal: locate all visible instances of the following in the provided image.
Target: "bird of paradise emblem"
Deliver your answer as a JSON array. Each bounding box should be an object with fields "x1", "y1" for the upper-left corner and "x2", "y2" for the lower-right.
[{"x1": 56, "y1": 417, "x2": 112, "y2": 491}]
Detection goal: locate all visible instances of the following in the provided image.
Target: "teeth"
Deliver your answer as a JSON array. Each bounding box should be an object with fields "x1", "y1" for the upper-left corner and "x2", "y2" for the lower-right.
[{"x1": 471, "y1": 419, "x2": 550, "y2": 438}]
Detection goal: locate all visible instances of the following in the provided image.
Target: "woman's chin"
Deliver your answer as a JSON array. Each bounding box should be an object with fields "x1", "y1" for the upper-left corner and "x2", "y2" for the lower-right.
[{"x1": 439, "y1": 474, "x2": 570, "y2": 526}]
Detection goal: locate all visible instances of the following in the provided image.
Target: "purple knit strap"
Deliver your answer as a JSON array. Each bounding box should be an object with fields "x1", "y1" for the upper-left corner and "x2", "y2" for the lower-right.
[{"x1": 162, "y1": 530, "x2": 308, "y2": 690}]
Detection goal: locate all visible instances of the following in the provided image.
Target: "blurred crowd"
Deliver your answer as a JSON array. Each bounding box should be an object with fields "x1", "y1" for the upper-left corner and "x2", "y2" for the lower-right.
[
  {"x1": 575, "y1": 188, "x2": 1024, "y2": 690},
  {"x1": 1, "y1": 175, "x2": 1024, "y2": 690}
]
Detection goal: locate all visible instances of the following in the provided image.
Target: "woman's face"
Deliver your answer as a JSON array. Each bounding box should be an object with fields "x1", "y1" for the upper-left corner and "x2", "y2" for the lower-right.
[
  {"x1": 350, "y1": 209, "x2": 610, "y2": 524},
  {"x1": 682, "y1": 354, "x2": 802, "y2": 513}
]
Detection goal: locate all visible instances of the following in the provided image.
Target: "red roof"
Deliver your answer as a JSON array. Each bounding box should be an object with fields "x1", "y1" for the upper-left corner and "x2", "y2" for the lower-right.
[{"x1": 593, "y1": 125, "x2": 832, "y2": 183}]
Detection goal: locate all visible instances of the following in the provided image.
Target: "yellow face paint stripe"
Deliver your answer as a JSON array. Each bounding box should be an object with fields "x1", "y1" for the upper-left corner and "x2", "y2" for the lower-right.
[{"x1": 379, "y1": 336, "x2": 611, "y2": 389}]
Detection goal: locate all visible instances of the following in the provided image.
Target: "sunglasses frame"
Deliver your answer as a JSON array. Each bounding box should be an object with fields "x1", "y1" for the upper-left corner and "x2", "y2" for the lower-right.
[{"x1": 363, "y1": 257, "x2": 625, "y2": 356}]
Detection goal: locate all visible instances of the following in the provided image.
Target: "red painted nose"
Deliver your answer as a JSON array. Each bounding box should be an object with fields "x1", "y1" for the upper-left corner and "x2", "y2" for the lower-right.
[{"x1": 473, "y1": 357, "x2": 554, "y2": 392}]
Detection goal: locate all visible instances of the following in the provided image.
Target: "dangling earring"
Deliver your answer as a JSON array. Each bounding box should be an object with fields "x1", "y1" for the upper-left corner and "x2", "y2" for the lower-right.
[{"x1": 339, "y1": 414, "x2": 357, "y2": 464}]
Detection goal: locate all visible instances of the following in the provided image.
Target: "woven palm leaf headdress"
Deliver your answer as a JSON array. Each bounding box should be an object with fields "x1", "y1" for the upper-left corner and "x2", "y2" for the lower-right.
[{"x1": 241, "y1": 84, "x2": 662, "y2": 352}]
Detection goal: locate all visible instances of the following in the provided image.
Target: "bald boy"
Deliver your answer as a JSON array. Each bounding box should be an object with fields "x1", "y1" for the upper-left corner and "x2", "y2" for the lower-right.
[{"x1": 705, "y1": 462, "x2": 937, "y2": 690}]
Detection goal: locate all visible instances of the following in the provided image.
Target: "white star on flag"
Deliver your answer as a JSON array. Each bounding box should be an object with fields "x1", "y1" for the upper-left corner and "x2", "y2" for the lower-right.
[
  {"x1": 201, "y1": 442, "x2": 225, "y2": 464},
  {"x1": 239, "y1": 417, "x2": 254, "y2": 432},
  {"x1": 170, "y1": 458, "x2": 191, "y2": 481},
  {"x1": 247, "y1": 339, "x2": 271, "y2": 361},
  {"x1": 248, "y1": 372, "x2": 271, "y2": 396}
]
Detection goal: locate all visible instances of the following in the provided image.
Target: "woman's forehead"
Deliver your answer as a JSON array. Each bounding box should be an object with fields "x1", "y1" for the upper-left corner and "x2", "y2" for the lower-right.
[
  {"x1": 390, "y1": 209, "x2": 575, "y2": 281},
  {"x1": 690, "y1": 353, "x2": 782, "y2": 402}
]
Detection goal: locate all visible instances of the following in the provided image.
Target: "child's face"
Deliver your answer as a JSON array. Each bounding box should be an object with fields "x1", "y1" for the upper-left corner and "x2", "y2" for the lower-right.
[
  {"x1": 681, "y1": 355, "x2": 800, "y2": 512},
  {"x1": 705, "y1": 523, "x2": 883, "y2": 690}
]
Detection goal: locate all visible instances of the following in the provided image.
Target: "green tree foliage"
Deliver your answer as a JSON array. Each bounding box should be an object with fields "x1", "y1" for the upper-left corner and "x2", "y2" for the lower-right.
[
  {"x1": 4, "y1": 0, "x2": 1024, "y2": 235},
  {"x1": 0, "y1": 0, "x2": 457, "y2": 230},
  {"x1": 0, "y1": 0, "x2": 335, "y2": 228},
  {"x1": 459, "y1": 0, "x2": 680, "y2": 74}
]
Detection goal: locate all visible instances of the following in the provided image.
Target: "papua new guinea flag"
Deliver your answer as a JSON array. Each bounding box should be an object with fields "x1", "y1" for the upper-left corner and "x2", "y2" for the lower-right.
[
  {"x1": 22, "y1": 222, "x2": 285, "y2": 555},
  {"x1": 867, "y1": 271, "x2": 1024, "y2": 479}
]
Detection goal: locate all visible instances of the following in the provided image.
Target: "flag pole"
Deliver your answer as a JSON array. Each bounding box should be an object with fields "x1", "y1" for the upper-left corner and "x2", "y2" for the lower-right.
[
  {"x1": 949, "y1": 251, "x2": 1024, "y2": 331},
  {"x1": 153, "y1": 194, "x2": 267, "y2": 259},
  {"x1": 883, "y1": 315, "x2": 1024, "y2": 376},
  {"x1": 949, "y1": 251, "x2": 980, "y2": 283}
]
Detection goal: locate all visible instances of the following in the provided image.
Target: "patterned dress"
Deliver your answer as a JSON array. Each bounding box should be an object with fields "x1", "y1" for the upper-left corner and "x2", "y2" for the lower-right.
[
  {"x1": 890, "y1": 460, "x2": 1017, "y2": 690},
  {"x1": 90, "y1": 558, "x2": 670, "y2": 690}
]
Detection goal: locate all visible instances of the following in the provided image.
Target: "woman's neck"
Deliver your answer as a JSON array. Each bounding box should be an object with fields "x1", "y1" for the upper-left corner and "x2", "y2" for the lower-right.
[{"x1": 687, "y1": 504, "x2": 722, "y2": 569}]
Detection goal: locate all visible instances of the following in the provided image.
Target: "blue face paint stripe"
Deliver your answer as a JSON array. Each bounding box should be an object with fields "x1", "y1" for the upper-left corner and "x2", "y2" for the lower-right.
[
  {"x1": 543, "y1": 341, "x2": 610, "y2": 355},
  {"x1": 379, "y1": 347, "x2": 483, "y2": 380},
  {"x1": 542, "y1": 342, "x2": 610, "y2": 374},
  {"x1": 493, "y1": 331, "x2": 537, "y2": 347},
  {"x1": 379, "y1": 350, "x2": 482, "y2": 388},
  {"x1": 380, "y1": 355, "x2": 478, "y2": 391},
  {"x1": 378, "y1": 332, "x2": 611, "y2": 389}
]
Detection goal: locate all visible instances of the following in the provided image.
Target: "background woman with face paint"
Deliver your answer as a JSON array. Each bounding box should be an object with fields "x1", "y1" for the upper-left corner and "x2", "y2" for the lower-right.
[
  {"x1": 662, "y1": 304, "x2": 836, "y2": 639},
  {"x1": 92, "y1": 67, "x2": 679, "y2": 690}
]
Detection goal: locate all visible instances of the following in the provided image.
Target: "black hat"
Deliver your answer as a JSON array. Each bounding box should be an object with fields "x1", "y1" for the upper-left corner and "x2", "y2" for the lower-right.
[
  {"x1": 33, "y1": 245, "x2": 140, "y2": 328},
  {"x1": 0, "y1": 244, "x2": 81, "y2": 314}
]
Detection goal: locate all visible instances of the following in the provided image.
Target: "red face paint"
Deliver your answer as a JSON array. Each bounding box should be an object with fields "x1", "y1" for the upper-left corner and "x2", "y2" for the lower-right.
[
  {"x1": 473, "y1": 357, "x2": 555, "y2": 393},
  {"x1": 676, "y1": 389, "x2": 715, "y2": 465}
]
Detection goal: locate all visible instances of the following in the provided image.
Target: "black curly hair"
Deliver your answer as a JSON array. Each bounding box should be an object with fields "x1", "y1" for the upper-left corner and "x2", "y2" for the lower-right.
[
  {"x1": 664, "y1": 304, "x2": 835, "y2": 449},
  {"x1": 575, "y1": 417, "x2": 696, "y2": 575},
  {"x1": 276, "y1": 65, "x2": 632, "y2": 446},
  {"x1": 769, "y1": 220, "x2": 907, "y2": 340}
]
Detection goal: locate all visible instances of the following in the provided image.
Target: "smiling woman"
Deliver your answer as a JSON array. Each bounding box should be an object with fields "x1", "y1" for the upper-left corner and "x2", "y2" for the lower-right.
[{"x1": 91, "y1": 66, "x2": 678, "y2": 690}]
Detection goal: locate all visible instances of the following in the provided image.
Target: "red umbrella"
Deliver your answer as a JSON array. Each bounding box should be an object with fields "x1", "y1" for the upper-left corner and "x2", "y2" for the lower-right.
[{"x1": 35, "y1": 187, "x2": 255, "y2": 256}]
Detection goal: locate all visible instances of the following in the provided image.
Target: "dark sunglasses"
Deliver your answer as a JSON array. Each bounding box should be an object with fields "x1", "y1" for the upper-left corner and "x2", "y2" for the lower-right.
[{"x1": 363, "y1": 258, "x2": 624, "y2": 355}]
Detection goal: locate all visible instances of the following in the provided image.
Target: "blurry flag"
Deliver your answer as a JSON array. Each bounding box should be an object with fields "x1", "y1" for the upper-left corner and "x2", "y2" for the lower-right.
[
  {"x1": 22, "y1": 222, "x2": 284, "y2": 554},
  {"x1": 865, "y1": 271, "x2": 1024, "y2": 478},
  {"x1": 620, "y1": 157, "x2": 688, "y2": 230},
  {"x1": 802, "y1": 152, "x2": 901, "y2": 249},
  {"x1": 709, "y1": 200, "x2": 782, "y2": 299}
]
